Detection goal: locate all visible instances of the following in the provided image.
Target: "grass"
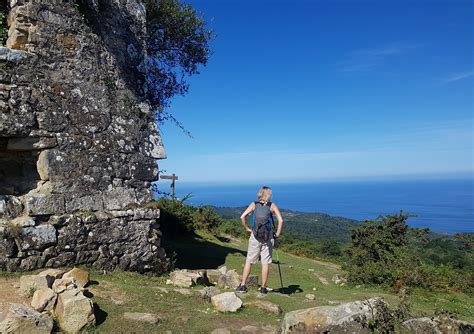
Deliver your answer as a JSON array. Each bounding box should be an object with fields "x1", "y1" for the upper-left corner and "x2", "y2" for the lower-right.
[{"x1": 0, "y1": 231, "x2": 472, "y2": 333}]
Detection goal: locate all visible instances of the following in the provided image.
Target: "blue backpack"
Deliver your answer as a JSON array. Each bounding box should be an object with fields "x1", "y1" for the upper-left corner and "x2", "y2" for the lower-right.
[{"x1": 251, "y1": 201, "x2": 274, "y2": 243}]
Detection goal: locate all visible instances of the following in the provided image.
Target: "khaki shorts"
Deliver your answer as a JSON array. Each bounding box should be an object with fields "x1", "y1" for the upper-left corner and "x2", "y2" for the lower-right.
[{"x1": 246, "y1": 233, "x2": 274, "y2": 264}]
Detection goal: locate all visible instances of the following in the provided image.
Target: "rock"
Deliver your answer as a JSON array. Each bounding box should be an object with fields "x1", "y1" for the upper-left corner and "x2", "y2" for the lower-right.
[
  {"x1": 52, "y1": 277, "x2": 76, "y2": 293},
  {"x1": 20, "y1": 274, "x2": 54, "y2": 297},
  {"x1": 26, "y1": 194, "x2": 65, "y2": 216},
  {"x1": 247, "y1": 275, "x2": 259, "y2": 288},
  {"x1": 402, "y1": 317, "x2": 442, "y2": 333},
  {"x1": 217, "y1": 269, "x2": 240, "y2": 289},
  {"x1": 206, "y1": 269, "x2": 224, "y2": 284},
  {"x1": 281, "y1": 298, "x2": 383, "y2": 333},
  {"x1": 63, "y1": 267, "x2": 89, "y2": 288},
  {"x1": 17, "y1": 224, "x2": 57, "y2": 251},
  {"x1": 0, "y1": 303, "x2": 53, "y2": 334},
  {"x1": 261, "y1": 325, "x2": 279, "y2": 334},
  {"x1": 211, "y1": 329, "x2": 231, "y2": 334},
  {"x1": 38, "y1": 268, "x2": 65, "y2": 279},
  {"x1": 200, "y1": 286, "x2": 221, "y2": 302},
  {"x1": 332, "y1": 274, "x2": 347, "y2": 285},
  {"x1": 173, "y1": 288, "x2": 193, "y2": 296},
  {"x1": 402, "y1": 317, "x2": 474, "y2": 334},
  {"x1": 218, "y1": 266, "x2": 228, "y2": 275},
  {"x1": 305, "y1": 294, "x2": 316, "y2": 300},
  {"x1": 123, "y1": 312, "x2": 162, "y2": 324},
  {"x1": 31, "y1": 288, "x2": 57, "y2": 312},
  {"x1": 211, "y1": 292, "x2": 243, "y2": 312},
  {"x1": 168, "y1": 269, "x2": 203, "y2": 288},
  {"x1": 246, "y1": 300, "x2": 283, "y2": 315},
  {"x1": 55, "y1": 290, "x2": 95, "y2": 333},
  {"x1": 240, "y1": 325, "x2": 259, "y2": 333},
  {"x1": 0, "y1": 196, "x2": 23, "y2": 219}
]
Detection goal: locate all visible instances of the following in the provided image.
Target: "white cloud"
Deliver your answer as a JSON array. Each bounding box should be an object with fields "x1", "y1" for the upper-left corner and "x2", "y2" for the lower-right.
[
  {"x1": 337, "y1": 43, "x2": 422, "y2": 73},
  {"x1": 442, "y1": 71, "x2": 474, "y2": 84}
]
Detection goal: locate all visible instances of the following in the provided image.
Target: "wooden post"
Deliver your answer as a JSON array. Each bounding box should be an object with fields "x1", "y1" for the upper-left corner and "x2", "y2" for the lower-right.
[{"x1": 160, "y1": 174, "x2": 179, "y2": 199}]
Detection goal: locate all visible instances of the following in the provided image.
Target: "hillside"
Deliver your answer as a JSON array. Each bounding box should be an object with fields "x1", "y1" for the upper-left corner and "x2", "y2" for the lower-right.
[{"x1": 213, "y1": 207, "x2": 359, "y2": 244}]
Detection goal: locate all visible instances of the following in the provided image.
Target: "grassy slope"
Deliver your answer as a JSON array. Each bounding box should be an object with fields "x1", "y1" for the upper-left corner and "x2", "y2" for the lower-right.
[{"x1": 85, "y1": 232, "x2": 473, "y2": 333}]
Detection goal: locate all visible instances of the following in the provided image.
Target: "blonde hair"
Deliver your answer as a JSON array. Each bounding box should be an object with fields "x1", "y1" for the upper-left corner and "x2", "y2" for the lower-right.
[{"x1": 257, "y1": 186, "x2": 272, "y2": 202}]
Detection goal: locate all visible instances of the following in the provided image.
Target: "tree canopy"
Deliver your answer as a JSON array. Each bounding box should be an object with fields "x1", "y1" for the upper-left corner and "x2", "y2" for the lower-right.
[{"x1": 144, "y1": 0, "x2": 213, "y2": 132}]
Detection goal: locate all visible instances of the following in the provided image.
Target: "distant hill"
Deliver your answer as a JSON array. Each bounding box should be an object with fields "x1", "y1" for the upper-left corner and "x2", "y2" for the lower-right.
[{"x1": 213, "y1": 206, "x2": 359, "y2": 244}]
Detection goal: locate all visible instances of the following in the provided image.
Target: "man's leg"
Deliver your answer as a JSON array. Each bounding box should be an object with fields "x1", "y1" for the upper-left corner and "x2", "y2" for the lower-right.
[
  {"x1": 240, "y1": 262, "x2": 252, "y2": 285},
  {"x1": 261, "y1": 263, "x2": 269, "y2": 287}
]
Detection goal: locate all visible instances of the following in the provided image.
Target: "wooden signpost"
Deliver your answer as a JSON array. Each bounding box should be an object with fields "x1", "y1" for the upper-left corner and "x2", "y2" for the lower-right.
[{"x1": 160, "y1": 173, "x2": 178, "y2": 198}]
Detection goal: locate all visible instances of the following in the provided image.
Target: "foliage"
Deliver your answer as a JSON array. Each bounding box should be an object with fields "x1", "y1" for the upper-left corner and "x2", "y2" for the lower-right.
[
  {"x1": 0, "y1": 1, "x2": 8, "y2": 46},
  {"x1": 345, "y1": 213, "x2": 413, "y2": 286},
  {"x1": 344, "y1": 214, "x2": 474, "y2": 294},
  {"x1": 143, "y1": 0, "x2": 213, "y2": 133},
  {"x1": 146, "y1": 197, "x2": 222, "y2": 236},
  {"x1": 354, "y1": 293, "x2": 411, "y2": 334},
  {"x1": 214, "y1": 207, "x2": 359, "y2": 243}
]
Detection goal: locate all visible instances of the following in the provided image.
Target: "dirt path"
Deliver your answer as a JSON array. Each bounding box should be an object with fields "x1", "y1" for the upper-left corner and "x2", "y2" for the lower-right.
[{"x1": 0, "y1": 277, "x2": 27, "y2": 305}]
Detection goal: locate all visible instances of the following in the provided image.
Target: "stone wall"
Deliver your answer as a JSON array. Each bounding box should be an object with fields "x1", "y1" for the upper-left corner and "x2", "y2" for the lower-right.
[{"x1": 0, "y1": 0, "x2": 169, "y2": 273}]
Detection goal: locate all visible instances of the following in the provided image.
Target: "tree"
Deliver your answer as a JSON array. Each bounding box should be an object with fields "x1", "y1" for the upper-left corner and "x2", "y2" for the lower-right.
[
  {"x1": 144, "y1": 0, "x2": 213, "y2": 134},
  {"x1": 345, "y1": 213, "x2": 413, "y2": 285}
]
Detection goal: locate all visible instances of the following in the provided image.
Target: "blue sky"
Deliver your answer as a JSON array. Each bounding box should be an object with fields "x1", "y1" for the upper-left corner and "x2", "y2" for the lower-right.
[{"x1": 157, "y1": 0, "x2": 473, "y2": 184}]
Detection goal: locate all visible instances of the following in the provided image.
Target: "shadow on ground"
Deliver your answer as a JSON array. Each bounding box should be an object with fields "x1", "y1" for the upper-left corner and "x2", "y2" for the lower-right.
[
  {"x1": 162, "y1": 234, "x2": 246, "y2": 270},
  {"x1": 273, "y1": 284, "x2": 304, "y2": 295}
]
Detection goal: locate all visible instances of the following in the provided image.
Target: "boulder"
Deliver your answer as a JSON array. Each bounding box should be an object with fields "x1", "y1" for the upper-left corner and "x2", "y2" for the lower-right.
[
  {"x1": 281, "y1": 298, "x2": 383, "y2": 333},
  {"x1": 20, "y1": 274, "x2": 54, "y2": 297},
  {"x1": 38, "y1": 268, "x2": 65, "y2": 279},
  {"x1": 206, "y1": 269, "x2": 224, "y2": 284},
  {"x1": 63, "y1": 267, "x2": 89, "y2": 288},
  {"x1": 0, "y1": 303, "x2": 53, "y2": 334},
  {"x1": 168, "y1": 269, "x2": 203, "y2": 288},
  {"x1": 200, "y1": 286, "x2": 221, "y2": 302},
  {"x1": 52, "y1": 277, "x2": 76, "y2": 294},
  {"x1": 55, "y1": 289, "x2": 95, "y2": 333},
  {"x1": 217, "y1": 269, "x2": 240, "y2": 289},
  {"x1": 402, "y1": 317, "x2": 474, "y2": 334},
  {"x1": 332, "y1": 274, "x2": 347, "y2": 285},
  {"x1": 31, "y1": 288, "x2": 57, "y2": 312},
  {"x1": 246, "y1": 300, "x2": 283, "y2": 315},
  {"x1": 123, "y1": 312, "x2": 162, "y2": 324},
  {"x1": 211, "y1": 292, "x2": 243, "y2": 312}
]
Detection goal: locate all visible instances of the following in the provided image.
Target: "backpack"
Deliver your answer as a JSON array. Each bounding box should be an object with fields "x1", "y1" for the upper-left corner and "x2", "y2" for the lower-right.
[{"x1": 251, "y1": 201, "x2": 274, "y2": 243}]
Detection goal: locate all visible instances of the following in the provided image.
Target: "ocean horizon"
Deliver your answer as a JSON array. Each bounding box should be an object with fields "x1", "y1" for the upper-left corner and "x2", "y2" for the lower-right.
[{"x1": 153, "y1": 177, "x2": 474, "y2": 234}]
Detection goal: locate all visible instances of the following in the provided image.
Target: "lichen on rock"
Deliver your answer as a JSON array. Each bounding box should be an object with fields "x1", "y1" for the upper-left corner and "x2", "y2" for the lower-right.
[{"x1": 0, "y1": 0, "x2": 168, "y2": 273}]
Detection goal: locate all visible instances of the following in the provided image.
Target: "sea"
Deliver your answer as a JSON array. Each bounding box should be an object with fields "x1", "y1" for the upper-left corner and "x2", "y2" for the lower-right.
[{"x1": 154, "y1": 178, "x2": 474, "y2": 234}]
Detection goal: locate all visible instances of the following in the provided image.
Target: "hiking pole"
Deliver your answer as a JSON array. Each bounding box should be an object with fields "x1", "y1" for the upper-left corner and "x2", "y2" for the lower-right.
[
  {"x1": 271, "y1": 213, "x2": 284, "y2": 290},
  {"x1": 274, "y1": 242, "x2": 284, "y2": 290}
]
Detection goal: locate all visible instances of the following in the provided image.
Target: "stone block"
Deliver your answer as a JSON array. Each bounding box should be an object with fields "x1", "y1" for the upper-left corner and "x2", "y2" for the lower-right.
[
  {"x1": 18, "y1": 224, "x2": 56, "y2": 251},
  {"x1": 26, "y1": 194, "x2": 65, "y2": 216},
  {"x1": 55, "y1": 290, "x2": 95, "y2": 333},
  {"x1": 102, "y1": 187, "x2": 137, "y2": 210},
  {"x1": 31, "y1": 287, "x2": 57, "y2": 312},
  {"x1": 211, "y1": 292, "x2": 243, "y2": 312},
  {"x1": 63, "y1": 267, "x2": 89, "y2": 288},
  {"x1": 19, "y1": 274, "x2": 54, "y2": 297},
  {"x1": 0, "y1": 303, "x2": 53, "y2": 334}
]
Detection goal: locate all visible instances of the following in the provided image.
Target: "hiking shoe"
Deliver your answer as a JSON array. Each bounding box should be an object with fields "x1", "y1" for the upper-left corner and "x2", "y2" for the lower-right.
[
  {"x1": 235, "y1": 284, "x2": 247, "y2": 294},
  {"x1": 259, "y1": 287, "x2": 268, "y2": 295}
]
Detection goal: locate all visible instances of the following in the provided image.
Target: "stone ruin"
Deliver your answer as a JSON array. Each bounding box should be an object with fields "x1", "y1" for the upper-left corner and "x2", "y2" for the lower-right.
[{"x1": 0, "y1": 0, "x2": 169, "y2": 273}]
